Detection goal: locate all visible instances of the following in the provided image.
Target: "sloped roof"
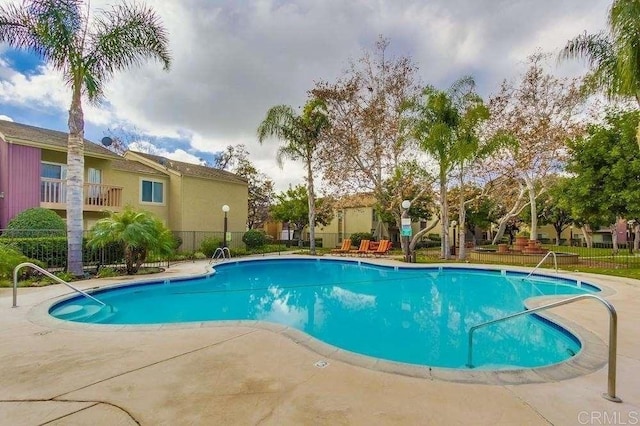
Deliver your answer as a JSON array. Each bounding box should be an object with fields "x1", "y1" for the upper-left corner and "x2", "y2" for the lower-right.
[
  {"x1": 110, "y1": 158, "x2": 167, "y2": 177},
  {"x1": 0, "y1": 119, "x2": 120, "y2": 159},
  {"x1": 130, "y1": 151, "x2": 247, "y2": 185}
]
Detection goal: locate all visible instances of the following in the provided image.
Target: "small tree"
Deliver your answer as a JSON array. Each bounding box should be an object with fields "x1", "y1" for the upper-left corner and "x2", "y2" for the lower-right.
[
  {"x1": 87, "y1": 208, "x2": 174, "y2": 274},
  {"x1": 269, "y1": 185, "x2": 333, "y2": 241}
]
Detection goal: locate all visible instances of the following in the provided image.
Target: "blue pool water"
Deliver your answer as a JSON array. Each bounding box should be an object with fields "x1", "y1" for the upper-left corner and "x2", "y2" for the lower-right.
[{"x1": 50, "y1": 259, "x2": 598, "y2": 369}]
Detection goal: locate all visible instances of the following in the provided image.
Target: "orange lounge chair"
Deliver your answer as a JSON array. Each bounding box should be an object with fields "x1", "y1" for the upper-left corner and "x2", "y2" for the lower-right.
[
  {"x1": 367, "y1": 240, "x2": 390, "y2": 257},
  {"x1": 331, "y1": 239, "x2": 352, "y2": 254},
  {"x1": 349, "y1": 240, "x2": 370, "y2": 256}
]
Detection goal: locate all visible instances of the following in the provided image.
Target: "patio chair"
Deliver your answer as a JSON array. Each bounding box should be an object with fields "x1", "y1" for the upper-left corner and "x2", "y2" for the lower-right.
[
  {"x1": 367, "y1": 240, "x2": 390, "y2": 257},
  {"x1": 349, "y1": 240, "x2": 370, "y2": 256},
  {"x1": 331, "y1": 239, "x2": 352, "y2": 254}
]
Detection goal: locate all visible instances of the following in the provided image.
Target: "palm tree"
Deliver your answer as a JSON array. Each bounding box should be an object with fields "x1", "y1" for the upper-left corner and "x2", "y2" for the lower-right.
[
  {"x1": 559, "y1": 0, "x2": 640, "y2": 143},
  {"x1": 257, "y1": 98, "x2": 329, "y2": 255},
  {"x1": 0, "y1": 0, "x2": 171, "y2": 276},
  {"x1": 87, "y1": 207, "x2": 175, "y2": 275}
]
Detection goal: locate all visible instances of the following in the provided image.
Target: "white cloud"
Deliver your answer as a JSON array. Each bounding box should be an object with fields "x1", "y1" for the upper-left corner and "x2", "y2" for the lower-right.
[
  {"x1": 0, "y1": 0, "x2": 610, "y2": 192},
  {"x1": 0, "y1": 114, "x2": 13, "y2": 121}
]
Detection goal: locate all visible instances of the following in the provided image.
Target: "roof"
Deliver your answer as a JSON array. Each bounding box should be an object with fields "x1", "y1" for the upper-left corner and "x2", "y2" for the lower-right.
[
  {"x1": 110, "y1": 158, "x2": 168, "y2": 177},
  {"x1": 129, "y1": 151, "x2": 248, "y2": 185},
  {"x1": 0, "y1": 119, "x2": 121, "y2": 159}
]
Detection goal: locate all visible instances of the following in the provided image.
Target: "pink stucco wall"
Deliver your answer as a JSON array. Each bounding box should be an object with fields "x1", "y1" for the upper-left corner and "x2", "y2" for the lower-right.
[{"x1": 0, "y1": 139, "x2": 41, "y2": 228}]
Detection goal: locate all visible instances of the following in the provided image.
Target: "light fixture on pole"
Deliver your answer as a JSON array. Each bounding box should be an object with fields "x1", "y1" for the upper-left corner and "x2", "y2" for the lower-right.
[
  {"x1": 222, "y1": 205, "x2": 230, "y2": 248},
  {"x1": 451, "y1": 220, "x2": 457, "y2": 257},
  {"x1": 570, "y1": 224, "x2": 574, "y2": 246},
  {"x1": 628, "y1": 219, "x2": 636, "y2": 254},
  {"x1": 401, "y1": 200, "x2": 412, "y2": 262}
]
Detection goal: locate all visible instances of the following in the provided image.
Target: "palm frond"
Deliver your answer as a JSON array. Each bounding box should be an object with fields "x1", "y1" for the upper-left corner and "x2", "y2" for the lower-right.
[
  {"x1": 559, "y1": 31, "x2": 613, "y2": 68},
  {"x1": 85, "y1": 2, "x2": 170, "y2": 100},
  {"x1": 0, "y1": 0, "x2": 82, "y2": 71}
]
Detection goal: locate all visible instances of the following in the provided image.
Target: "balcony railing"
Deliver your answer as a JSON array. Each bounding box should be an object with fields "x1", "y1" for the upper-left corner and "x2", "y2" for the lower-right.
[{"x1": 40, "y1": 178, "x2": 123, "y2": 211}]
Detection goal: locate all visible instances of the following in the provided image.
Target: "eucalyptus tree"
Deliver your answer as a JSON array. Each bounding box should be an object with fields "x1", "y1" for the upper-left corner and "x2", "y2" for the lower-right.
[
  {"x1": 312, "y1": 37, "x2": 426, "y2": 254},
  {"x1": 560, "y1": 0, "x2": 640, "y2": 144},
  {"x1": 0, "y1": 0, "x2": 171, "y2": 276},
  {"x1": 257, "y1": 98, "x2": 329, "y2": 255},
  {"x1": 485, "y1": 54, "x2": 582, "y2": 244}
]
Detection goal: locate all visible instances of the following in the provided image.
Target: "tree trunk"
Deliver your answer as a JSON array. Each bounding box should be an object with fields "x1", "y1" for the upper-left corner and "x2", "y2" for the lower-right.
[
  {"x1": 306, "y1": 158, "x2": 316, "y2": 255},
  {"x1": 581, "y1": 225, "x2": 593, "y2": 248},
  {"x1": 634, "y1": 225, "x2": 640, "y2": 251},
  {"x1": 439, "y1": 176, "x2": 450, "y2": 259},
  {"x1": 457, "y1": 174, "x2": 467, "y2": 260},
  {"x1": 67, "y1": 87, "x2": 85, "y2": 277},
  {"x1": 491, "y1": 183, "x2": 529, "y2": 245},
  {"x1": 409, "y1": 218, "x2": 439, "y2": 251},
  {"x1": 526, "y1": 178, "x2": 537, "y2": 241},
  {"x1": 611, "y1": 223, "x2": 619, "y2": 252}
]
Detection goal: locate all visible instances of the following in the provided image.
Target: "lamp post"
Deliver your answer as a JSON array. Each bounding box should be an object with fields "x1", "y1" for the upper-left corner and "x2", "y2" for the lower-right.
[
  {"x1": 451, "y1": 220, "x2": 457, "y2": 257},
  {"x1": 222, "y1": 204, "x2": 230, "y2": 248},
  {"x1": 570, "y1": 224, "x2": 574, "y2": 247},
  {"x1": 401, "y1": 200, "x2": 411, "y2": 262}
]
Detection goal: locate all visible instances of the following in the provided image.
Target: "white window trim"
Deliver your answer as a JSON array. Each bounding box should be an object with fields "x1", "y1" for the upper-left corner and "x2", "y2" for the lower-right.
[
  {"x1": 139, "y1": 177, "x2": 166, "y2": 205},
  {"x1": 41, "y1": 161, "x2": 67, "y2": 179}
]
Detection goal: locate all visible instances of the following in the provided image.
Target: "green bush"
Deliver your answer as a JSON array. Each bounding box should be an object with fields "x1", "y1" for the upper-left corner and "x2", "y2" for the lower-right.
[
  {"x1": 242, "y1": 229, "x2": 268, "y2": 249},
  {"x1": 5, "y1": 237, "x2": 67, "y2": 267},
  {"x1": 4, "y1": 208, "x2": 65, "y2": 237},
  {"x1": 350, "y1": 232, "x2": 374, "y2": 247},
  {"x1": 193, "y1": 251, "x2": 207, "y2": 260},
  {"x1": 0, "y1": 244, "x2": 32, "y2": 280},
  {"x1": 200, "y1": 237, "x2": 222, "y2": 257}
]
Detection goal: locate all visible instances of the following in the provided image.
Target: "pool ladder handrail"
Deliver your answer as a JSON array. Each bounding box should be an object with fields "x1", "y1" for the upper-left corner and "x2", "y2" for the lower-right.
[
  {"x1": 210, "y1": 247, "x2": 231, "y2": 263},
  {"x1": 524, "y1": 251, "x2": 558, "y2": 279},
  {"x1": 12, "y1": 262, "x2": 108, "y2": 309},
  {"x1": 466, "y1": 293, "x2": 621, "y2": 403}
]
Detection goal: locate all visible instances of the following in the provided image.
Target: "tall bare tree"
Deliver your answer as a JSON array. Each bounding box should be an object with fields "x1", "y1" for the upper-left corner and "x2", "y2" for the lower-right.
[
  {"x1": 485, "y1": 54, "x2": 583, "y2": 243},
  {"x1": 312, "y1": 37, "x2": 426, "y2": 252}
]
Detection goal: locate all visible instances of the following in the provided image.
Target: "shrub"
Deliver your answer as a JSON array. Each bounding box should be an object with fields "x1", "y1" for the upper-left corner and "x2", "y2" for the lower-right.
[
  {"x1": 193, "y1": 251, "x2": 207, "y2": 260},
  {"x1": 0, "y1": 244, "x2": 32, "y2": 280},
  {"x1": 200, "y1": 237, "x2": 222, "y2": 257},
  {"x1": 5, "y1": 208, "x2": 65, "y2": 237},
  {"x1": 350, "y1": 232, "x2": 373, "y2": 247},
  {"x1": 97, "y1": 267, "x2": 118, "y2": 278},
  {"x1": 242, "y1": 229, "x2": 268, "y2": 249}
]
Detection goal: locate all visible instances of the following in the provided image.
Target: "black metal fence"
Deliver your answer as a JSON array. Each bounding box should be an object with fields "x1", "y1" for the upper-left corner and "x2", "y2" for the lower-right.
[
  {"x1": 0, "y1": 229, "x2": 168, "y2": 271},
  {"x1": 5, "y1": 227, "x2": 637, "y2": 272}
]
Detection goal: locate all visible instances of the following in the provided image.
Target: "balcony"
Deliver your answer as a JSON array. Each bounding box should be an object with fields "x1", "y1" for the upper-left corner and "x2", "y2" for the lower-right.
[{"x1": 40, "y1": 178, "x2": 123, "y2": 211}]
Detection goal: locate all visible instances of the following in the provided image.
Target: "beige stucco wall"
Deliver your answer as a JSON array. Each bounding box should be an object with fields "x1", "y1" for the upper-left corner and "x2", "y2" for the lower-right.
[
  {"x1": 179, "y1": 175, "x2": 248, "y2": 232},
  {"x1": 107, "y1": 169, "x2": 170, "y2": 224}
]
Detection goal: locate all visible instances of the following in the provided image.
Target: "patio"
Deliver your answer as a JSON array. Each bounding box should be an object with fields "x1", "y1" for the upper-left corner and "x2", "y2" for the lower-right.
[{"x1": 1, "y1": 258, "x2": 639, "y2": 425}]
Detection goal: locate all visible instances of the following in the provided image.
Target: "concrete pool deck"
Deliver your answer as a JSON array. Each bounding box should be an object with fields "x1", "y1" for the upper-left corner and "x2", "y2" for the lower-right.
[{"x1": 1, "y1": 256, "x2": 639, "y2": 425}]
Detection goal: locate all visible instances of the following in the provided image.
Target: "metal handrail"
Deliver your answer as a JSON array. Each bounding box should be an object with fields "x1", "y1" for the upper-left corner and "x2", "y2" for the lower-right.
[
  {"x1": 525, "y1": 251, "x2": 558, "y2": 278},
  {"x1": 466, "y1": 294, "x2": 621, "y2": 403},
  {"x1": 210, "y1": 247, "x2": 231, "y2": 263},
  {"x1": 12, "y1": 262, "x2": 107, "y2": 309}
]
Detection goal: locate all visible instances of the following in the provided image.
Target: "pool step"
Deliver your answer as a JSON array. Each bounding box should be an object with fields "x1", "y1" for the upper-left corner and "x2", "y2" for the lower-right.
[{"x1": 51, "y1": 304, "x2": 117, "y2": 323}]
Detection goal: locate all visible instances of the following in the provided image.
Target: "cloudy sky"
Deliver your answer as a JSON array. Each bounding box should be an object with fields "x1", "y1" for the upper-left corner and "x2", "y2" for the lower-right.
[{"x1": 0, "y1": 0, "x2": 607, "y2": 191}]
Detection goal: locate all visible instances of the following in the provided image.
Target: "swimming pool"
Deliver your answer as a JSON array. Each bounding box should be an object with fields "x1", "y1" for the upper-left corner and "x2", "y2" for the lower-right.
[{"x1": 49, "y1": 258, "x2": 598, "y2": 370}]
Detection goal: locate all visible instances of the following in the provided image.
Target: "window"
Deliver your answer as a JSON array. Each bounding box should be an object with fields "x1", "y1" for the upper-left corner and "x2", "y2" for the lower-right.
[
  {"x1": 141, "y1": 179, "x2": 164, "y2": 203},
  {"x1": 41, "y1": 162, "x2": 67, "y2": 179},
  {"x1": 41, "y1": 162, "x2": 67, "y2": 203}
]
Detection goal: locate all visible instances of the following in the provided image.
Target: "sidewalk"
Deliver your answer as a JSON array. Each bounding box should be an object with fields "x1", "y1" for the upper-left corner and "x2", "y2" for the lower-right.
[{"x1": 1, "y1": 258, "x2": 639, "y2": 425}]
